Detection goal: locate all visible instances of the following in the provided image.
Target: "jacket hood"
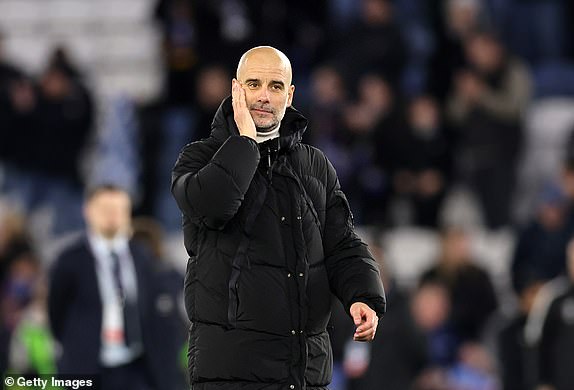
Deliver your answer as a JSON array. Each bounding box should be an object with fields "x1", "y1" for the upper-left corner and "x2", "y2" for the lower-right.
[{"x1": 210, "y1": 95, "x2": 308, "y2": 150}]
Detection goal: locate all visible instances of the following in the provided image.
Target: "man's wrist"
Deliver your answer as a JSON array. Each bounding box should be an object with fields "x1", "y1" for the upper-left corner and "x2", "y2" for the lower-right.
[{"x1": 239, "y1": 133, "x2": 257, "y2": 141}]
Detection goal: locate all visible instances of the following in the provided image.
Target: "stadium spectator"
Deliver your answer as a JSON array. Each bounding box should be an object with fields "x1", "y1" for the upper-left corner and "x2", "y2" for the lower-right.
[
  {"x1": 419, "y1": 226, "x2": 498, "y2": 341},
  {"x1": 7, "y1": 267, "x2": 58, "y2": 378},
  {"x1": 1, "y1": 254, "x2": 39, "y2": 377},
  {"x1": 33, "y1": 49, "x2": 93, "y2": 184},
  {"x1": 383, "y1": 95, "x2": 451, "y2": 227},
  {"x1": 497, "y1": 278, "x2": 543, "y2": 390},
  {"x1": 0, "y1": 204, "x2": 33, "y2": 290},
  {"x1": 426, "y1": 0, "x2": 490, "y2": 102},
  {"x1": 512, "y1": 183, "x2": 573, "y2": 295},
  {"x1": 344, "y1": 73, "x2": 399, "y2": 224},
  {"x1": 411, "y1": 278, "x2": 458, "y2": 368},
  {"x1": 330, "y1": 0, "x2": 406, "y2": 90},
  {"x1": 155, "y1": 0, "x2": 202, "y2": 106},
  {"x1": 305, "y1": 66, "x2": 351, "y2": 188},
  {"x1": 411, "y1": 278, "x2": 499, "y2": 390},
  {"x1": 535, "y1": 237, "x2": 574, "y2": 390},
  {"x1": 1, "y1": 46, "x2": 94, "y2": 235},
  {"x1": 447, "y1": 30, "x2": 532, "y2": 229},
  {"x1": 0, "y1": 202, "x2": 35, "y2": 376},
  {"x1": 0, "y1": 42, "x2": 36, "y2": 193},
  {"x1": 444, "y1": 342, "x2": 498, "y2": 390}
]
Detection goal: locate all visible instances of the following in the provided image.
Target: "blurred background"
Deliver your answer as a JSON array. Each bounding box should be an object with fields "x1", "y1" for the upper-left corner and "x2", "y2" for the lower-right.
[{"x1": 1, "y1": 0, "x2": 574, "y2": 389}]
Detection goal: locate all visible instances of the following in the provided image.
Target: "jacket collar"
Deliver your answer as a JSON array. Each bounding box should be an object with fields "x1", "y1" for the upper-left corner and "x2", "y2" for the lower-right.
[{"x1": 210, "y1": 95, "x2": 308, "y2": 151}]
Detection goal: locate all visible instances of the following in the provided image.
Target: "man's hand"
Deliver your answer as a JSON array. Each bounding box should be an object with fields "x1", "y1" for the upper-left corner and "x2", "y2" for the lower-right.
[
  {"x1": 231, "y1": 79, "x2": 257, "y2": 140},
  {"x1": 350, "y1": 302, "x2": 378, "y2": 342},
  {"x1": 455, "y1": 70, "x2": 485, "y2": 103}
]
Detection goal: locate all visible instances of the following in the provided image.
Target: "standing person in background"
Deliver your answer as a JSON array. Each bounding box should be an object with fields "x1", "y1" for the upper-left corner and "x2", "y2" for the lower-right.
[
  {"x1": 344, "y1": 73, "x2": 399, "y2": 225},
  {"x1": 171, "y1": 46, "x2": 386, "y2": 389},
  {"x1": 419, "y1": 226, "x2": 498, "y2": 342},
  {"x1": 7, "y1": 261, "x2": 58, "y2": 381},
  {"x1": 447, "y1": 30, "x2": 531, "y2": 229},
  {"x1": 382, "y1": 95, "x2": 451, "y2": 227},
  {"x1": 331, "y1": 0, "x2": 406, "y2": 90},
  {"x1": 1, "y1": 46, "x2": 94, "y2": 235},
  {"x1": 497, "y1": 278, "x2": 543, "y2": 390},
  {"x1": 426, "y1": 0, "x2": 489, "y2": 102},
  {"x1": 154, "y1": 0, "x2": 201, "y2": 106},
  {"x1": 535, "y1": 238, "x2": 574, "y2": 390},
  {"x1": 512, "y1": 183, "x2": 573, "y2": 295},
  {"x1": 48, "y1": 185, "x2": 178, "y2": 390},
  {"x1": 0, "y1": 204, "x2": 35, "y2": 377}
]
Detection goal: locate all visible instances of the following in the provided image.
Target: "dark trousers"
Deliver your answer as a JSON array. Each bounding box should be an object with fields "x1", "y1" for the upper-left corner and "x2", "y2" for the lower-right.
[{"x1": 100, "y1": 357, "x2": 154, "y2": 390}]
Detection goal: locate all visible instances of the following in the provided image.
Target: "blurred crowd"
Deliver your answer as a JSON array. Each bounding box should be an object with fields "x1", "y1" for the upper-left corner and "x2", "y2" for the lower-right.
[{"x1": 2, "y1": 0, "x2": 574, "y2": 389}]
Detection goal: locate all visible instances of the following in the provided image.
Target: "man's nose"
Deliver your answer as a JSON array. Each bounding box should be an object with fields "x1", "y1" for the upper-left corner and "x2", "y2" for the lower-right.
[{"x1": 257, "y1": 87, "x2": 270, "y2": 102}]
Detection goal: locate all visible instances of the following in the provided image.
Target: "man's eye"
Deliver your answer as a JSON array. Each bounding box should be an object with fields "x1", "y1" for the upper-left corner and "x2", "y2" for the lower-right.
[
  {"x1": 272, "y1": 85, "x2": 282, "y2": 90},
  {"x1": 247, "y1": 82, "x2": 258, "y2": 88}
]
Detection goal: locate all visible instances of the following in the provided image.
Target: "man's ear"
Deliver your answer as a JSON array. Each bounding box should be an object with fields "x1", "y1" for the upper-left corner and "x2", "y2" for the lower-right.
[{"x1": 287, "y1": 85, "x2": 295, "y2": 107}]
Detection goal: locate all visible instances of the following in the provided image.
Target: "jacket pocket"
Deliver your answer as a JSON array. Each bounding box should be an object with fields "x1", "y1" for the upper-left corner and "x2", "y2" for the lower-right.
[
  {"x1": 305, "y1": 331, "x2": 333, "y2": 386},
  {"x1": 227, "y1": 264, "x2": 241, "y2": 327}
]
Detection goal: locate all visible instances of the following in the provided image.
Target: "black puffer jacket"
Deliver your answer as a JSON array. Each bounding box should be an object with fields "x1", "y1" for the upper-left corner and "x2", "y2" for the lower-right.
[{"x1": 171, "y1": 97, "x2": 386, "y2": 389}]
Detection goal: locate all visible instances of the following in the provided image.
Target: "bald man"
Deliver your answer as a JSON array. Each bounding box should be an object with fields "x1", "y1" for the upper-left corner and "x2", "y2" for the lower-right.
[{"x1": 172, "y1": 46, "x2": 386, "y2": 389}]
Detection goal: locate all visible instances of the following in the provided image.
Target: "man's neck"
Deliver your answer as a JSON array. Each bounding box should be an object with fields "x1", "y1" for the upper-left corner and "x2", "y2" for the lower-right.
[
  {"x1": 256, "y1": 125, "x2": 280, "y2": 143},
  {"x1": 88, "y1": 230, "x2": 129, "y2": 249}
]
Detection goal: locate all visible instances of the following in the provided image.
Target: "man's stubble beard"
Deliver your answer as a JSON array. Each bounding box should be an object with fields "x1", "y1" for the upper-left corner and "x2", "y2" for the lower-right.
[
  {"x1": 250, "y1": 103, "x2": 283, "y2": 133},
  {"x1": 255, "y1": 122, "x2": 279, "y2": 133}
]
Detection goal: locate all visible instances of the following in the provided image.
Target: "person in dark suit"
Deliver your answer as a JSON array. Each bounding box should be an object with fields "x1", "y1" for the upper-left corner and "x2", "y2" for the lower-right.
[{"x1": 48, "y1": 184, "x2": 180, "y2": 390}]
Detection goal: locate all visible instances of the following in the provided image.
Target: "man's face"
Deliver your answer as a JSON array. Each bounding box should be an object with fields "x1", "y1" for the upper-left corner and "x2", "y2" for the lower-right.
[
  {"x1": 467, "y1": 35, "x2": 503, "y2": 73},
  {"x1": 409, "y1": 97, "x2": 439, "y2": 131},
  {"x1": 237, "y1": 52, "x2": 294, "y2": 132},
  {"x1": 84, "y1": 190, "x2": 131, "y2": 239}
]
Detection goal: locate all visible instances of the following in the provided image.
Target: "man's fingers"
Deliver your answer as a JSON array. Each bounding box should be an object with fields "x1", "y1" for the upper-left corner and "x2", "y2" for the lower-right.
[
  {"x1": 238, "y1": 83, "x2": 248, "y2": 106},
  {"x1": 231, "y1": 78, "x2": 256, "y2": 139},
  {"x1": 355, "y1": 320, "x2": 371, "y2": 333},
  {"x1": 355, "y1": 311, "x2": 376, "y2": 332},
  {"x1": 231, "y1": 79, "x2": 240, "y2": 106},
  {"x1": 350, "y1": 308, "x2": 362, "y2": 325},
  {"x1": 232, "y1": 79, "x2": 248, "y2": 111},
  {"x1": 354, "y1": 329, "x2": 375, "y2": 339},
  {"x1": 355, "y1": 317, "x2": 377, "y2": 333},
  {"x1": 355, "y1": 320, "x2": 377, "y2": 336},
  {"x1": 353, "y1": 326, "x2": 377, "y2": 341},
  {"x1": 350, "y1": 303, "x2": 379, "y2": 340}
]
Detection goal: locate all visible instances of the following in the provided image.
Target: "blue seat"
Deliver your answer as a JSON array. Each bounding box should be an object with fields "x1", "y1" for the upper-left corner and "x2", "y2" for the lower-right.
[
  {"x1": 505, "y1": 2, "x2": 567, "y2": 64},
  {"x1": 534, "y1": 61, "x2": 574, "y2": 98}
]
